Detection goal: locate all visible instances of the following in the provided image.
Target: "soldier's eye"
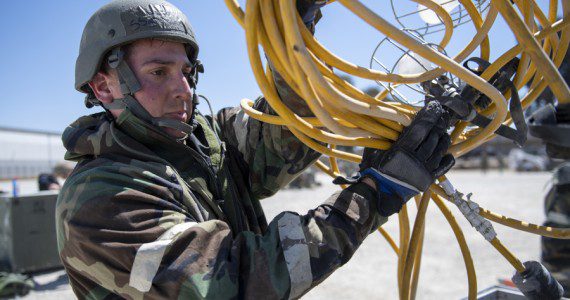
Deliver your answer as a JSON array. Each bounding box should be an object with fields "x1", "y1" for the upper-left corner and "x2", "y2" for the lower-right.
[{"x1": 151, "y1": 69, "x2": 165, "y2": 76}]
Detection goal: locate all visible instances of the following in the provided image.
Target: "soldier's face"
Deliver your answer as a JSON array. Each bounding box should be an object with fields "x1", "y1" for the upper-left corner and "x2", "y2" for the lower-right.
[{"x1": 116, "y1": 40, "x2": 194, "y2": 138}]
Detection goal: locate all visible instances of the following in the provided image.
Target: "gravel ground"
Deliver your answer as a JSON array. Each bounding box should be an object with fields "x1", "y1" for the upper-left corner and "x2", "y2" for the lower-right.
[
  {"x1": 262, "y1": 170, "x2": 549, "y2": 299},
  {"x1": 5, "y1": 170, "x2": 551, "y2": 299}
]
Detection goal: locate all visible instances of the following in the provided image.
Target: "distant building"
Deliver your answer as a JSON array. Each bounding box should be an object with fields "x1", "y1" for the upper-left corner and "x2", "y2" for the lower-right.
[{"x1": 0, "y1": 127, "x2": 66, "y2": 180}]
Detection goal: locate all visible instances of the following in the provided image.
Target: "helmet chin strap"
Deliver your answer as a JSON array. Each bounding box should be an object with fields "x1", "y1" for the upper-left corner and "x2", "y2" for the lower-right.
[{"x1": 101, "y1": 47, "x2": 203, "y2": 141}]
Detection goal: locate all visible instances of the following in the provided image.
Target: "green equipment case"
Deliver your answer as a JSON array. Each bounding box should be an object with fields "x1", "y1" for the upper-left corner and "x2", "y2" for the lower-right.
[{"x1": 0, "y1": 191, "x2": 62, "y2": 274}]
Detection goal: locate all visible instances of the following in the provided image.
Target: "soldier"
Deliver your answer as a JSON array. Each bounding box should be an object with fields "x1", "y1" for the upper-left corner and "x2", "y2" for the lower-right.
[
  {"x1": 524, "y1": 39, "x2": 570, "y2": 297},
  {"x1": 56, "y1": 0, "x2": 454, "y2": 299},
  {"x1": 528, "y1": 100, "x2": 570, "y2": 298},
  {"x1": 38, "y1": 162, "x2": 74, "y2": 191},
  {"x1": 541, "y1": 162, "x2": 570, "y2": 297}
]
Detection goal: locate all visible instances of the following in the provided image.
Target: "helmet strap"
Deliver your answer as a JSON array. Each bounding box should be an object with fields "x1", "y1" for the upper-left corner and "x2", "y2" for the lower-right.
[
  {"x1": 107, "y1": 48, "x2": 141, "y2": 95},
  {"x1": 101, "y1": 47, "x2": 203, "y2": 140}
]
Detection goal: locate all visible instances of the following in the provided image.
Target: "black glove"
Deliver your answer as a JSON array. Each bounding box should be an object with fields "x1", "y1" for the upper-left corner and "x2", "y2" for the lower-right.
[
  {"x1": 296, "y1": 0, "x2": 326, "y2": 32},
  {"x1": 351, "y1": 101, "x2": 455, "y2": 216},
  {"x1": 512, "y1": 261, "x2": 564, "y2": 300}
]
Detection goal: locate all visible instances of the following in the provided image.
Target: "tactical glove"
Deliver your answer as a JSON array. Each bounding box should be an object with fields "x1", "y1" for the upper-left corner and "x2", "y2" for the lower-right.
[
  {"x1": 355, "y1": 101, "x2": 455, "y2": 217},
  {"x1": 297, "y1": 0, "x2": 326, "y2": 32}
]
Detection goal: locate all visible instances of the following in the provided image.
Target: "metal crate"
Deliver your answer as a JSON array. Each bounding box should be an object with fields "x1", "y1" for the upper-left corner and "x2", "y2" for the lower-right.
[{"x1": 0, "y1": 191, "x2": 62, "y2": 274}]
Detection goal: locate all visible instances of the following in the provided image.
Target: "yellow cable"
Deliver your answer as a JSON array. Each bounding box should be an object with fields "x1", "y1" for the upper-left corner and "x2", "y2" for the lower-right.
[
  {"x1": 225, "y1": 0, "x2": 570, "y2": 297},
  {"x1": 432, "y1": 194, "x2": 477, "y2": 300},
  {"x1": 401, "y1": 192, "x2": 430, "y2": 300},
  {"x1": 338, "y1": 0, "x2": 508, "y2": 157},
  {"x1": 409, "y1": 229, "x2": 424, "y2": 300},
  {"x1": 379, "y1": 227, "x2": 400, "y2": 254},
  {"x1": 398, "y1": 202, "x2": 411, "y2": 296},
  {"x1": 430, "y1": 181, "x2": 570, "y2": 239},
  {"x1": 490, "y1": 238, "x2": 526, "y2": 273},
  {"x1": 494, "y1": 0, "x2": 570, "y2": 104},
  {"x1": 410, "y1": 196, "x2": 427, "y2": 300},
  {"x1": 480, "y1": 208, "x2": 570, "y2": 239}
]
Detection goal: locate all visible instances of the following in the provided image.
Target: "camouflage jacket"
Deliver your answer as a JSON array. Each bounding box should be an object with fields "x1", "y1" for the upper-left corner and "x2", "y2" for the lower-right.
[{"x1": 56, "y1": 97, "x2": 386, "y2": 299}]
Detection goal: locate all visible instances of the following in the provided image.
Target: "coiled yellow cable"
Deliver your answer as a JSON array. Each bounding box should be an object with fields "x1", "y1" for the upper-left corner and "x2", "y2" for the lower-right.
[{"x1": 225, "y1": 0, "x2": 570, "y2": 298}]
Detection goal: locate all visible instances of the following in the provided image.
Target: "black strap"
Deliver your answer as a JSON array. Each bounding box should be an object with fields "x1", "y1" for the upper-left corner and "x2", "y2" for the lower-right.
[
  {"x1": 435, "y1": 94, "x2": 527, "y2": 146},
  {"x1": 104, "y1": 48, "x2": 202, "y2": 138},
  {"x1": 453, "y1": 57, "x2": 528, "y2": 146},
  {"x1": 470, "y1": 115, "x2": 526, "y2": 146},
  {"x1": 85, "y1": 46, "x2": 208, "y2": 140},
  {"x1": 108, "y1": 48, "x2": 141, "y2": 95}
]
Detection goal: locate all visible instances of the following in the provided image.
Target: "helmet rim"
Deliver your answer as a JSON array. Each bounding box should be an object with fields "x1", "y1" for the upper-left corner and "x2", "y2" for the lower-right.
[{"x1": 75, "y1": 0, "x2": 199, "y2": 94}]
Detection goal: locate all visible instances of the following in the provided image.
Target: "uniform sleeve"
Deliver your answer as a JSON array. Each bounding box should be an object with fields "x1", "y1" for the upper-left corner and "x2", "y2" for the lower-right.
[
  {"x1": 216, "y1": 95, "x2": 321, "y2": 200},
  {"x1": 56, "y1": 165, "x2": 387, "y2": 299},
  {"x1": 213, "y1": 55, "x2": 321, "y2": 199}
]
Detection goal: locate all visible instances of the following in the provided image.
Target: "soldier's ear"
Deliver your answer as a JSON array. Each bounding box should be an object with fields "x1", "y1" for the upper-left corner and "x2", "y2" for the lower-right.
[{"x1": 88, "y1": 71, "x2": 117, "y2": 104}]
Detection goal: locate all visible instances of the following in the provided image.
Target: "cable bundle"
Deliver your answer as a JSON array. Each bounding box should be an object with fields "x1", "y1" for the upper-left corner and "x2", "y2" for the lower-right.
[{"x1": 224, "y1": 0, "x2": 570, "y2": 298}]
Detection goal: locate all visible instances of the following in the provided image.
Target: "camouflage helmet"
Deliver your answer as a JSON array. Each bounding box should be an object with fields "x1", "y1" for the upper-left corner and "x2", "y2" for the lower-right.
[{"x1": 75, "y1": 0, "x2": 199, "y2": 94}]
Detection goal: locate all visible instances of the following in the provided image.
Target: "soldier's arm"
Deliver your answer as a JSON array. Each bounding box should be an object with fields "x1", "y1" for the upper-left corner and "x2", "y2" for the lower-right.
[
  {"x1": 214, "y1": 100, "x2": 321, "y2": 200},
  {"x1": 211, "y1": 2, "x2": 326, "y2": 199},
  {"x1": 212, "y1": 40, "x2": 321, "y2": 200},
  {"x1": 57, "y1": 166, "x2": 386, "y2": 299}
]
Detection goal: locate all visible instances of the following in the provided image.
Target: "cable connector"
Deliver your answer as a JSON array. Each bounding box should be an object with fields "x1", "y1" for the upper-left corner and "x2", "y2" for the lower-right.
[
  {"x1": 453, "y1": 192, "x2": 497, "y2": 241},
  {"x1": 439, "y1": 179, "x2": 497, "y2": 241}
]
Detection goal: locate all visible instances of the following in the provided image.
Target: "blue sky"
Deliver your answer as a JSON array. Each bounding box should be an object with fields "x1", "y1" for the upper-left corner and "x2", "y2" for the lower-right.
[{"x1": 0, "y1": 0, "x2": 549, "y2": 133}]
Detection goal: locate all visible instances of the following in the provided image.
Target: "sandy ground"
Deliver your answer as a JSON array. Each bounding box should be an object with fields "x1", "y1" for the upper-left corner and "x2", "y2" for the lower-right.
[
  {"x1": 3, "y1": 170, "x2": 552, "y2": 299},
  {"x1": 263, "y1": 170, "x2": 549, "y2": 300}
]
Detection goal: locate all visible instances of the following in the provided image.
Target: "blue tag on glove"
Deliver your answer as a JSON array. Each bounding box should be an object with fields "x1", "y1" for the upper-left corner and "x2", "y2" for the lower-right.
[{"x1": 360, "y1": 168, "x2": 420, "y2": 201}]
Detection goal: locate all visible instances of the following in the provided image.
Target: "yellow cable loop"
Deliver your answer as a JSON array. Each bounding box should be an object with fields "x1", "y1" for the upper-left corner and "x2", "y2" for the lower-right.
[
  {"x1": 296, "y1": 0, "x2": 496, "y2": 86},
  {"x1": 401, "y1": 192, "x2": 430, "y2": 300},
  {"x1": 328, "y1": 145, "x2": 341, "y2": 175},
  {"x1": 225, "y1": 0, "x2": 570, "y2": 297},
  {"x1": 461, "y1": 13, "x2": 570, "y2": 142},
  {"x1": 432, "y1": 194, "x2": 477, "y2": 300},
  {"x1": 490, "y1": 238, "x2": 526, "y2": 273},
  {"x1": 338, "y1": 0, "x2": 509, "y2": 157},
  {"x1": 280, "y1": 1, "x2": 412, "y2": 127},
  {"x1": 457, "y1": 16, "x2": 570, "y2": 144},
  {"x1": 430, "y1": 182, "x2": 527, "y2": 275},
  {"x1": 511, "y1": 0, "x2": 532, "y2": 90},
  {"x1": 378, "y1": 226, "x2": 400, "y2": 254},
  {"x1": 409, "y1": 232, "x2": 424, "y2": 300},
  {"x1": 408, "y1": 196, "x2": 426, "y2": 300},
  {"x1": 484, "y1": 15, "x2": 570, "y2": 117},
  {"x1": 517, "y1": 0, "x2": 560, "y2": 79},
  {"x1": 397, "y1": 202, "x2": 411, "y2": 297},
  {"x1": 494, "y1": 0, "x2": 570, "y2": 104},
  {"x1": 430, "y1": 181, "x2": 570, "y2": 239},
  {"x1": 480, "y1": 208, "x2": 570, "y2": 239},
  {"x1": 248, "y1": 13, "x2": 391, "y2": 150}
]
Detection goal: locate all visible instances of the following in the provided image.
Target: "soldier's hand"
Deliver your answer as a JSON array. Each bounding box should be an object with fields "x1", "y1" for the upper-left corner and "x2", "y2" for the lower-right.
[{"x1": 359, "y1": 101, "x2": 455, "y2": 217}]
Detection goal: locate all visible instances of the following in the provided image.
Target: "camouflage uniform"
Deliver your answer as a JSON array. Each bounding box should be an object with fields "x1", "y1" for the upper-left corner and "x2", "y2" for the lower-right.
[
  {"x1": 542, "y1": 162, "x2": 570, "y2": 297},
  {"x1": 56, "y1": 96, "x2": 387, "y2": 299}
]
